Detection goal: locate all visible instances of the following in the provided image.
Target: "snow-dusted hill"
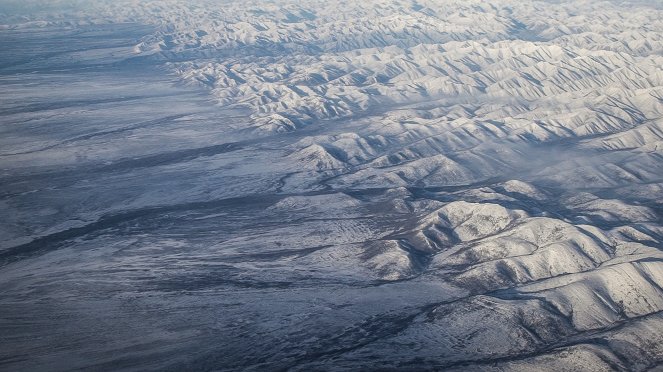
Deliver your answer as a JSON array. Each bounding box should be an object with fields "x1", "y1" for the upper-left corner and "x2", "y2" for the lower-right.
[{"x1": 0, "y1": 0, "x2": 662, "y2": 371}]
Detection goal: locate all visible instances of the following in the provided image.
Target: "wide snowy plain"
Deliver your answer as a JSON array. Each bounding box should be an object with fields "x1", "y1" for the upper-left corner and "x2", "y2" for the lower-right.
[{"x1": 1, "y1": 0, "x2": 663, "y2": 370}]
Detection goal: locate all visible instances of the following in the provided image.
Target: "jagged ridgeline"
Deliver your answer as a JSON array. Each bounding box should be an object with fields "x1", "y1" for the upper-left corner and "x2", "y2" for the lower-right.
[{"x1": 0, "y1": 0, "x2": 662, "y2": 371}]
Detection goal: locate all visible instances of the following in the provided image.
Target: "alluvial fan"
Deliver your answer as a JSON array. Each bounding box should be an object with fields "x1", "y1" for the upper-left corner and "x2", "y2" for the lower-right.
[{"x1": 0, "y1": 0, "x2": 662, "y2": 370}]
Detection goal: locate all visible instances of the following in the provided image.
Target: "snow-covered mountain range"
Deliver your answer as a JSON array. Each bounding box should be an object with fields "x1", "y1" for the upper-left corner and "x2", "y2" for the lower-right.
[{"x1": 0, "y1": 0, "x2": 662, "y2": 370}]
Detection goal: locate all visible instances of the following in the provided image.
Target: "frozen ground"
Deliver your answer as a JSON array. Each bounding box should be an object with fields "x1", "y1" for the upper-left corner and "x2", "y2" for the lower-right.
[{"x1": 1, "y1": 0, "x2": 662, "y2": 371}]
